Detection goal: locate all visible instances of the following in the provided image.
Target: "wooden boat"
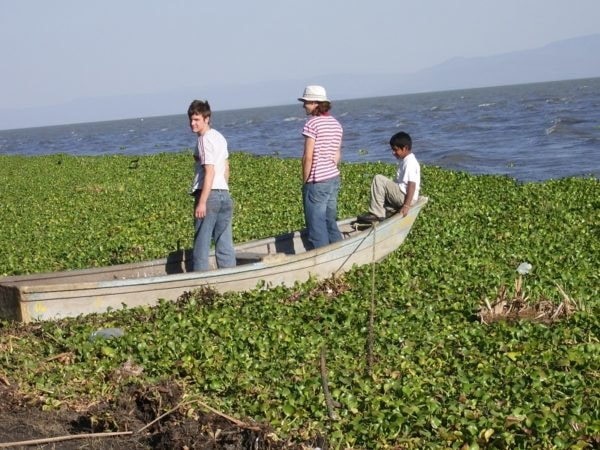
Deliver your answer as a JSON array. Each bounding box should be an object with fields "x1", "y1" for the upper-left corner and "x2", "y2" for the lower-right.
[{"x1": 0, "y1": 197, "x2": 428, "y2": 322}]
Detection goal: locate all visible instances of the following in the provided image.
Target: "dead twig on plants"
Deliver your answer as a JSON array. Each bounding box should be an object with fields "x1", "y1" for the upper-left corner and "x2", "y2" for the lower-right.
[
  {"x1": 320, "y1": 345, "x2": 339, "y2": 421},
  {"x1": 137, "y1": 397, "x2": 261, "y2": 433}
]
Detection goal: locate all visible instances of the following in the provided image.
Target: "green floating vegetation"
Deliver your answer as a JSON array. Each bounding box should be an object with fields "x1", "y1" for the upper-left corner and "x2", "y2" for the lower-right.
[{"x1": 0, "y1": 152, "x2": 599, "y2": 448}]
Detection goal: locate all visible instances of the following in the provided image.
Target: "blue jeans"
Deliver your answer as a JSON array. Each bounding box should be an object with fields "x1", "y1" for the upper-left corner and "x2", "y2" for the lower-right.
[
  {"x1": 193, "y1": 190, "x2": 236, "y2": 271},
  {"x1": 302, "y1": 176, "x2": 343, "y2": 249}
]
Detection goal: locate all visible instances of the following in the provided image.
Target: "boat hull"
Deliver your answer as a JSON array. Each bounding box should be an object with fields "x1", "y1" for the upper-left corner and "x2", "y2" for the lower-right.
[{"x1": 0, "y1": 197, "x2": 427, "y2": 322}]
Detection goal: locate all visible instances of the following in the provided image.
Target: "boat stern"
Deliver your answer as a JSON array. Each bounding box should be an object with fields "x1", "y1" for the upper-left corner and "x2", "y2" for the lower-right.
[{"x1": 0, "y1": 283, "x2": 25, "y2": 322}]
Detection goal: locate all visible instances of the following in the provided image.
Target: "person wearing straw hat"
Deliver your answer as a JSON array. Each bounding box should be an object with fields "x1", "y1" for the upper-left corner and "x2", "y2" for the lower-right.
[{"x1": 297, "y1": 85, "x2": 344, "y2": 249}]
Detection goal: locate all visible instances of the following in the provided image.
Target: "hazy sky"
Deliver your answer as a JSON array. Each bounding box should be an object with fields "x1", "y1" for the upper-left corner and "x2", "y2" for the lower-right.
[{"x1": 2, "y1": 0, "x2": 600, "y2": 111}]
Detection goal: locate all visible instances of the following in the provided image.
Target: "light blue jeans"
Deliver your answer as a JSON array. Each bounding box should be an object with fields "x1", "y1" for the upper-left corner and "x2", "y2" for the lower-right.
[
  {"x1": 193, "y1": 190, "x2": 236, "y2": 271},
  {"x1": 302, "y1": 176, "x2": 343, "y2": 249}
]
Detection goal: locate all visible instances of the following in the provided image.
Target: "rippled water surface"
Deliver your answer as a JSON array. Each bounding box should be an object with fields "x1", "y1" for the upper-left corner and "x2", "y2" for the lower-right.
[{"x1": 2, "y1": 77, "x2": 599, "y2": 182}]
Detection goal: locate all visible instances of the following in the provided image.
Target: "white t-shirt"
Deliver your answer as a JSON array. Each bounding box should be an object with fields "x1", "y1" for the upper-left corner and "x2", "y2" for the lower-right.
[
  {"x1": 191, "y1": 128, "x2": 229, "y2": 192},
  {"x1": 395, "y1": 152, "x2": 420, "y2": 204}
]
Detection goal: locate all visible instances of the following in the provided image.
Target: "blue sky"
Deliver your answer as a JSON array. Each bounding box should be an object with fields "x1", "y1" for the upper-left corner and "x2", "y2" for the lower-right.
[{"x1": 2, "y1": 0, "x2": 600, "y2": 122}]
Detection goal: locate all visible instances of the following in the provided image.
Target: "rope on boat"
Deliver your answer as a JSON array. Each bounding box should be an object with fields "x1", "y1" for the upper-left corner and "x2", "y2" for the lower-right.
[{"x1": 367, "y1": 222, "x2": 377, "y2": 375}]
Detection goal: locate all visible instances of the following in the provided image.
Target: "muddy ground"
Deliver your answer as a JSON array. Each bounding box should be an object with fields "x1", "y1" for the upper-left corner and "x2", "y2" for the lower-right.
[{"x1": 0, "y1": 382, "x2": 325, "y2": 450}]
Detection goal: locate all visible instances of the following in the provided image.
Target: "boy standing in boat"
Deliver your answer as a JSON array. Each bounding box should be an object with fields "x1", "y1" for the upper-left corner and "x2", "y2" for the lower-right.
[
  {"x1": 358, "y1": 131, "x2": 420, "y2": 223},
  {"x1": 188, "y1": 100, "x2": 236, "y2": 271}
]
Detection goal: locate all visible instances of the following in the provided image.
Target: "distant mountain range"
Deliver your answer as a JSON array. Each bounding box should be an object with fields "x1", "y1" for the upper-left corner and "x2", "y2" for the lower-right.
[
  {"x1": 379, "y1": 33, "x2": 600, "y2": 95},
  {"x1": 2, "y1": 33, "x2": 600, "y2": 130}
]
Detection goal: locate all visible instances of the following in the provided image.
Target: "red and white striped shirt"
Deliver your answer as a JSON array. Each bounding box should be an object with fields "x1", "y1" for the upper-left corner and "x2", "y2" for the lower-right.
[{"x1": 302, "y1": 114, "x2": 343, "y2": 183}]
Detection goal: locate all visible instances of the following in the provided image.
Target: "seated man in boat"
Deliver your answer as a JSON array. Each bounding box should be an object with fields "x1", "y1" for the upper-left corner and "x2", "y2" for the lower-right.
[{"x1": 358, "y1": 131, "x2": 421, "y2": 223}]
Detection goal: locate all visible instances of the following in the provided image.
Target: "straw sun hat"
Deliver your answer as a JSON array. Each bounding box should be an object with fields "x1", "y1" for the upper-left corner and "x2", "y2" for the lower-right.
[{"x1": 298, "y1": 85, "x2": 329, "y2": 102}]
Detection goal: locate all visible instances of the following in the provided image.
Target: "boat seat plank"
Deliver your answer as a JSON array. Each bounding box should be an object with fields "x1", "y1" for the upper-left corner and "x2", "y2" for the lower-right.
[{"x1": 236, "y1": 252, "x2": 270, "y2": 263}]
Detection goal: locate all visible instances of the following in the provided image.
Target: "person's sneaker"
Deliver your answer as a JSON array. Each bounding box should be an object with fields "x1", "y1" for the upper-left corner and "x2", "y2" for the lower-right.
[{"x1": 357, "y1": 213, "x2": 384, "y2": 224}]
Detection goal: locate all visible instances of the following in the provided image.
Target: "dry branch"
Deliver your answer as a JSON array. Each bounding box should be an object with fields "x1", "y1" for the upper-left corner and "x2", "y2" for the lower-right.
[
  {"x1": 0, "y1": 431, "x2": 133, "y2": 448},
  {"x1": 320, "y1": 345, "x2": 338, "y2": 421}
]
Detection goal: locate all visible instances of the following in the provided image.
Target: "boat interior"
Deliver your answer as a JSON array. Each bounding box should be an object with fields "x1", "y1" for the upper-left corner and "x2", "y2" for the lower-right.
[{"x1": 0, "y1": 220, "x2": 366, "y2": 286}]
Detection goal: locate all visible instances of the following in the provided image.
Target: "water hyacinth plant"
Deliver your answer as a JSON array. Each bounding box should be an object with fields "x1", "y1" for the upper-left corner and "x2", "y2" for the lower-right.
[{"x1": 0, "y1": 152, "x2": 598, "y2": 448}]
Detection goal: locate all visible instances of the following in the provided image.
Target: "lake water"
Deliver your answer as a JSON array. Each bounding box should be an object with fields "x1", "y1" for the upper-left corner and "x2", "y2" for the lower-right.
[{"x1": 1, "y1": 77, "x2": 599, "y2": 182}]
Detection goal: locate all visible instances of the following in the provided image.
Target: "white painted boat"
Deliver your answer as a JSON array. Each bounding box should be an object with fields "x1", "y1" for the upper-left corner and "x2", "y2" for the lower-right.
[{"x1": 0, "y1": 197, "x2": 428, "y2": 322}]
